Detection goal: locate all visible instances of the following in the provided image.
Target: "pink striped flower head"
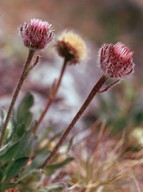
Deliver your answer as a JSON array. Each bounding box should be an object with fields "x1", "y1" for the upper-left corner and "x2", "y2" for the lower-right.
[
  {"x1": 98, "y1": 42, "x2": 135, "y2": 78},
  {"x1": 20, "y1": 19, "x2": 54, "y2": 50}
]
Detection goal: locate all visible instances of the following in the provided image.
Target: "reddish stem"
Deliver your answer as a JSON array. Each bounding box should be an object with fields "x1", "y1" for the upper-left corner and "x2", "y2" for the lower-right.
[
  {"x1": 33, "y1": 59, "x2": 68, "y2": 133},
  {"x1": 41, "y1": 75, "x2": 107, "y2": 167},
  {"x1": 0, "y1": 49, "x2": 35, "y2": 147}
]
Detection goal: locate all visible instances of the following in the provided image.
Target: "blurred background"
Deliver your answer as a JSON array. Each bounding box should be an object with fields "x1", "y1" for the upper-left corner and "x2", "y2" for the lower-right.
[
  {"x1": 1, "y1": 0, "x2": 143, "y2": 57},
  {"x1": 0, "y1": 0, "x2": 143, "y2": 133},
  {"x1": 1, "y1": 0, "x2": 143, "y2": 70}
]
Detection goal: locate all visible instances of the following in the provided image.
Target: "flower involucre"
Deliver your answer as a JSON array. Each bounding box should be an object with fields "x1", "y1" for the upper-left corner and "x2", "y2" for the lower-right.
[
  {"x1": 56, "y1": 31, "x2": 87, "y2": 64},
  {"x1": 98, "y1": 42, "x2": 135, "y2": 78},
  {"x1": 20, "y1": 19, "x2": 54, "y2": 50}
]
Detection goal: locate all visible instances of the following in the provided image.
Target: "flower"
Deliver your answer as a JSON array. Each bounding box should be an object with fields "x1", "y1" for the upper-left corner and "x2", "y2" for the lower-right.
[
  {"x1": 98, "y1": 42, "x2": 135, "y2": 78},
  {"x1": 56, "y1": 31, "x2": 87, "y2": 64},
  {"x1": 20, "y1": 18, "x2": 54, "y2": 50}
]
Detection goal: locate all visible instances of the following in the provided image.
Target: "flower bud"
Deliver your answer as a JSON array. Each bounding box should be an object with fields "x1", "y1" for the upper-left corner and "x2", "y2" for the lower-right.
[
  {"x1": 56, "y1": 31, "x2": 87, "y2": 64},
  {"x1": 20, "y1": 18, "x2": 54, "y2": 50},
  {"x1": 98, "y1": 42, "x2": 135, "y2": 78}
]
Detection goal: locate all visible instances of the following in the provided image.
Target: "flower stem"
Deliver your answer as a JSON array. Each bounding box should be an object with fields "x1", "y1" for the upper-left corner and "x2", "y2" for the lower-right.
[
  {"x1": 33, "y1": 58, "x2": 68, "y2": 133},
  {"x1": 41, "y1": 75, "x2": 107, "y2": 167},
  {"x1": 0, "y1": 49, "x2": 35, "y2": 147}
]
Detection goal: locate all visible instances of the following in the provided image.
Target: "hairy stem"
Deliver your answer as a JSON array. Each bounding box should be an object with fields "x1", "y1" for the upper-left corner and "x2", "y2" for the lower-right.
[
  {"x1": 33, "y1": 58, "x2": 68, "y2": 133},
  {"x1": 42, "y1": 75, "x2": 107, "y2": 167},
  {"x1": 0, "y1": 49, "x2": 35, "y2": 147}
]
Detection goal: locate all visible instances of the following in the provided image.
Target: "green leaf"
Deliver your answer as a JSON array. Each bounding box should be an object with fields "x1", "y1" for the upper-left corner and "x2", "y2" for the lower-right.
[
  {"x1": 13, "y1": 123, "x2": 27, "y2": 138},
  {"x1": 0, "y1": 142, "x2": 18, "y2": 164},
  {"x1": 0, "y1": 131, "x2": 34, "y2": 163},
  {"x1": 15, "y1": 93, "x2": 34, "y2": 136},
  {"x1": 22, "y1": 151, "x2": 50, "y2": 178},
  {"x1": 0, "y1": 170, "x2": 3, "y2": 182},
  {"x1": 5, "y1": 157, "x2": 29, "y2": 181},
  {"x1": 14, "y1": 112, "x2": 33, "y2": 138},
  {"x1": 17, "y1": 93, "x2": 34, "y2": 116},
  {"x1": 0, "y1": 182, "x2": 16, "y2": 191},
  {"x1": 29, "y1": 151, "x2": 50, "y2": 170},
  {"x1": 46, "y1": 157, "x2": 74, "y2": 176}
]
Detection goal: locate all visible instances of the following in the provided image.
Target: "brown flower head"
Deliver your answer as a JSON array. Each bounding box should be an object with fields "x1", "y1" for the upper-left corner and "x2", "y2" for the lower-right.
[
  {"x1": 56, "y1": 31, "x2": 87, "y2": 64},
  {"x1": 20, "y1": 18, "x2": 54, "y2": 50},
  {"x1": 98, "y1": 42, "x2": 135, "y2": 78}
]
